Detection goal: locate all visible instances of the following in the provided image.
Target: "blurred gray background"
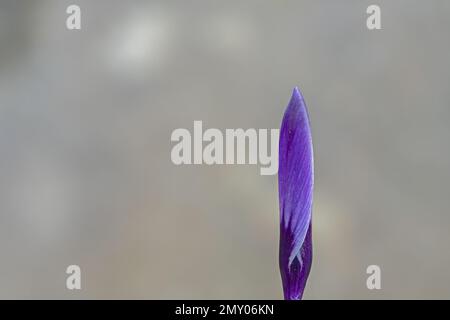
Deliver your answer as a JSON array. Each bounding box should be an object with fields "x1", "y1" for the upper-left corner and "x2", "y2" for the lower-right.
[{"x1": 1, "y1": 0, "x2": 450, "y2": 299}]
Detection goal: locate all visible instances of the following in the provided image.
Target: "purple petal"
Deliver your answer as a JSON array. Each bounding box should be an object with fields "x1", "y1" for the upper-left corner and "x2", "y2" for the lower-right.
[{"x1": 278, "y1": 87, "x2": 314, "y2": 300}]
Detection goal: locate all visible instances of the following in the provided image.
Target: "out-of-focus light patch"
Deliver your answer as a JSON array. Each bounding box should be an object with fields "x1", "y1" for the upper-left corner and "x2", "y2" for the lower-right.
[
  {"x1": 205, "y1": 13, "x2": 255, "y2": 58},
  {"x1": 313, "y1": 193, "x2": 348, "y2": 241},
  {"x1": 105, "y1": 9, "x2": 174, "y2": 78},
  {"x1": 313, "y1": 192, "x2": 358, "y2": 269},
  {"x1": 12, "y1": 156, "x2": 74, "y2": 243}
]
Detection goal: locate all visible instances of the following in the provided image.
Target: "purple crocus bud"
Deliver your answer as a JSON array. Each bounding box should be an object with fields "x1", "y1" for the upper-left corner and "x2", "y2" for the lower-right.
[{"x1": 278, "y1": 87, "x2": 314, "y2": 300}]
